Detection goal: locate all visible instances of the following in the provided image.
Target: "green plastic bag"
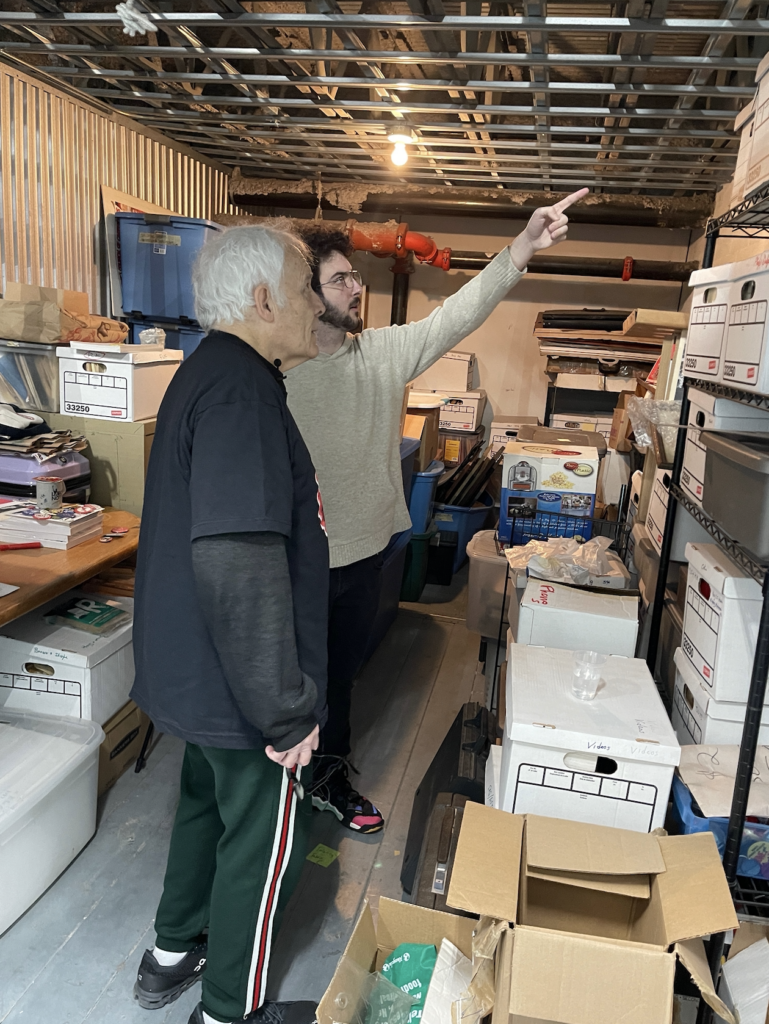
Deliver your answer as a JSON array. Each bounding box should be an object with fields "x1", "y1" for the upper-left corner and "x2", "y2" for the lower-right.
[{"x1": 380, "y1": 942, "x2": 437, "y2": 1023}]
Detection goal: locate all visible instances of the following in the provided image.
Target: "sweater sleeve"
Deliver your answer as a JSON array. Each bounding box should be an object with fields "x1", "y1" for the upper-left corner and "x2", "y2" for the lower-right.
[
  {"x1": 191, "y1": 531, "x2": 320, "y2": 752},
  {"x1": 362, "y1": 245, "x2": 525, "y2": 386}
]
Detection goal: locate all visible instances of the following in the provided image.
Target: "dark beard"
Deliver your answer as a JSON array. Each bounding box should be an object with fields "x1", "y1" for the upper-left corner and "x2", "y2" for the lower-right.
[{"x1": 320, "y1": 304, "x2": 362, "y2": 334}]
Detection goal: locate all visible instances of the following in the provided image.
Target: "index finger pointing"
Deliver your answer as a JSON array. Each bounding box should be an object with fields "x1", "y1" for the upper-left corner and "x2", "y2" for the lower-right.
[{"x1": 553, "y1": 187, "x2": 589, "y2": 214}]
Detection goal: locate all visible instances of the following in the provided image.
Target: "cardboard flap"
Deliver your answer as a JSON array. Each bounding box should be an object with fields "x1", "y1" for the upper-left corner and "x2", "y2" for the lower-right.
[
  {"x1": 376, "y1": 898, "x2": 475, "y2": 960},
  {"x1": 316, "y1": 902, "x2": 378, "y2": 1024},
  {"x1": 676, "y1": 938, "x2": 737, "y2": 1024},
  {"x1": 525, "y1": 815, "x2": 666, "y2": 877},
  {"x1": 656, "y1": 834, "x2": 738, "y2": 943},
  {"x1": 446, "y1": 802, "x2": 523, "y2": 922},
  {"x1": 509, "y1": 926, "x2": 675, "y2": 1024},
  {"x1": 526, "y1": 866, "x2": 651, "y2": 899}
]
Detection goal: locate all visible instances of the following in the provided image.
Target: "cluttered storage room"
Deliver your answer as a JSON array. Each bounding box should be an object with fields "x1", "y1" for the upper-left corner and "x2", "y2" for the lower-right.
[{"x1": 7, "y1": 6, "x2": 769, "y2": 1024}]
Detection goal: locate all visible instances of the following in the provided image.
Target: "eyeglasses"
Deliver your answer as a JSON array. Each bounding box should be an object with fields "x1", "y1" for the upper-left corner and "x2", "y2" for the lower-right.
[{"x1": 320, "y1": 270, "x2": 363, "y2": 291}]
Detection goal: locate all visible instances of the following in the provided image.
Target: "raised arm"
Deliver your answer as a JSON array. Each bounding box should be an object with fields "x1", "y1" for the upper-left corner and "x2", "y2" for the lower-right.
[{"x1": 378, "y1": 188, "x2": 588, "y2": 385}]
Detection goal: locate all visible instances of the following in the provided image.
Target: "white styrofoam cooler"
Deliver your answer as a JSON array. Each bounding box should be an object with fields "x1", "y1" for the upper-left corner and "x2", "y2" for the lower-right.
[
  {"x1": 646, "y1": 467, "x2": 712, "y2": 558},
  {"x1": 57, "y1": 341, "x2": 182, "y2": 421},
  {"x1": 0, "y1": 593, "x2": 134, "y2": 725},
  {"x1": 672, "y1": 648, "x2": 769, "y2": 746},
  {"x1": 437, "y1": 390, "x2": 487, "y2": 432},
  {"x1": 513, "y1": 578, "x2": 638, "y2": 656},
  {"x1": 412, "y1": 350, "x2": 475, "y2": 392},
  {"x1": 0, "y1": 710, "x2": 103, "y2": 934},
  {"x1": 681, "y1": 387, "x2": 769, "y2": 508},
  {"x1": 682, "y1": 542, "x2": 766, "y2": 704},
  {"x1": 499, "y1": 645, "x2": 680, "y2": 831}
]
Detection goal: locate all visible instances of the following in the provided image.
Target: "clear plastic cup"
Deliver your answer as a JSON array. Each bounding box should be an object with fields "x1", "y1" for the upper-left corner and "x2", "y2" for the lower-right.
[{"x1": 572, "y1": 650, "x2": 607, "y2": 701}]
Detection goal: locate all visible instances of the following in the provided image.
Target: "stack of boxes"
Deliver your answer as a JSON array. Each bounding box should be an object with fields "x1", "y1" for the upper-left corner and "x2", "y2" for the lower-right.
[
  {"x1": 730, "y1": 53, "x2": 769, "y2": 206},
  {"x1": 412, "y1": 349, "x2": 486, "y2": 466}
]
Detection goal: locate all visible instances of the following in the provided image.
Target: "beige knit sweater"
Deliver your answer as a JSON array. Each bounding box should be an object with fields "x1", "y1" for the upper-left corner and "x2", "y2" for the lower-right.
[{"x1": 285, "y1": 247, "x2": 524, "y2": 568}]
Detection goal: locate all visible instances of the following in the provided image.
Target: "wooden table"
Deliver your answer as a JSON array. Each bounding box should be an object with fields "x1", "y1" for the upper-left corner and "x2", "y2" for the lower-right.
[{"x1": 0, "y1": 509, "x2": 140, "y2": 627}]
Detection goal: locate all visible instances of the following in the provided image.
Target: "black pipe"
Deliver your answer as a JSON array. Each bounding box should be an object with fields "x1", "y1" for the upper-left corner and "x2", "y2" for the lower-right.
[
  {"x1": 448, "y1": 252, "x2": 698, "y2": 281},
  {"x1": 391, "y1": 271, "x2": 410, "y2": 325},
  {"x1": 703, "y1": 228, "x2": 719, "y2": 270}
]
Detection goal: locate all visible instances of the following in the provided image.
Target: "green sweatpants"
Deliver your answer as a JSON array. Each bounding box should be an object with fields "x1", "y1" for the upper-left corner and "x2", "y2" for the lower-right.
[{"x1": 153, "y1": 744, "x2": 312, "y2": 1023}]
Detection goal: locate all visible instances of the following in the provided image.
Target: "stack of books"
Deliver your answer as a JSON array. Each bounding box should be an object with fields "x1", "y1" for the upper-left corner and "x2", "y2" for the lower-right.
[{"x1": 0, "y1": 503, "x2": 103, "y2": 549}]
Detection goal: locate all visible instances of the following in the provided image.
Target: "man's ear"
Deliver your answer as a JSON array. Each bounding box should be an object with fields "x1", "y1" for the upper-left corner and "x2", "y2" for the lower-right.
[{"x1": 253, "y1": 283, "x2": 276, "y2": 323}]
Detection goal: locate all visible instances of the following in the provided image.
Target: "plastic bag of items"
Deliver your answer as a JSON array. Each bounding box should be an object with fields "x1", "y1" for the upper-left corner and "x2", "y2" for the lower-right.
[
  {"x1": 504, "y1": 535, "x2": 624, "y2": 587},
  {"x1": 626, "y1": 396, "x2": 681, "y2": 462}
]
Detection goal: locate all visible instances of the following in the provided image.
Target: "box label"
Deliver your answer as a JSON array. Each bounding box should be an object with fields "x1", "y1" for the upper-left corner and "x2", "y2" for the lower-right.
[{"x1": 63, "y1": 370, "x2": 128, "y2": 419}]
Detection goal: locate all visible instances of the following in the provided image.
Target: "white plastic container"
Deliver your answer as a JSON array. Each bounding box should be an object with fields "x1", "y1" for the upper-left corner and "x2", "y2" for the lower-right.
[
  {"x1": 672, "y1": 648, "x2": 769, "y2": 746},
  {"x1": 680, "y1": 388, "x2": 769, "y2": 507},
  {"x1": 57, "y1": 341, "x2": 182, "y2": 421},
  {"x1": 0, "y1": 710, "x2": 103, "y2": 934},
  {"x1": 499, "y1": 644, "x2": 679, "y2": 831},
  {"x1": 465, "y1": 530, "x2": 513, "y2": 638},
  {"x1": 682, "y1": 542, "x2": 766, "y2": 704},
  {"x1": 0, "y1": 593, "x2": 134, "y2": 724}
]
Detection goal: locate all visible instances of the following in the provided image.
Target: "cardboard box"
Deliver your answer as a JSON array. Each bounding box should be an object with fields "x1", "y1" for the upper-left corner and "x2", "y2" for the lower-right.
[
  {"x1": 609, "y1": 392, "x2": 634, "y2": 452},
  {"x1": 316, "y1": 898, "x2": 475, "y2": 1024},
  {"x1": 488, "y1": 416, "x2": 541, "y2": 452},
  {"x1": 99, "y1": 699, "x2": 151, "y2": 796},
  {"x1": 412, "y1": 350, "x2": 475, "y2": 392},
  {"x1": 682, "y1": 542, "x2": 766, "y2": 704},
  {"x1": 47, "y1": 413, "x2": 155, "y2": 517},
  {"x1": 646, "y1": 468, "x2": 712, "y2": 559},
  {"x1": 685, "y1": 265, "x2": 731, "y2": 382},
  {"x1": 57, "y1": 341, "x2": 182, "y2": 422},
  {"x1": 598, "y1": 448, "x2": 631, "y2": 504},
  {"x1": 514, "y1": 579, "x2": 639, "y2": 656},
  {"x1": 672, "y1": 648, "x2": 769, "y2": 745},
  {"x1": 404, "y1": 408, "x2": 440, "y2": 472},
  {"x1": 437, "y1": 390, "x2": 487, "y2": 432},
  {"x1": 731, "y1": 99, "x2": 755, "y2": 206},
  {"x1": 3, "y1": 283, "x2": 89, "y2": 316},
  {"x1": 550, "y1": 413, "x2": 614, "y2": 442},
  {"x1": 746, "y1": 53, "x2": 769, "y2": 198},
  {"x1": 447, "y1": 803, "x2": 738, "y2": 1024},
  {"x1": 0, "y1": 593, "x2": 134, "y2": 725},
  {"x1": 499, "y1": 440, "x2": 599, "y2": 543},
  {"x1": 722, "y1": 252, "x2": 769, "y2": 392},
  {"x1": 498, "y1": 645, "x2": 679, "y2": 829}
]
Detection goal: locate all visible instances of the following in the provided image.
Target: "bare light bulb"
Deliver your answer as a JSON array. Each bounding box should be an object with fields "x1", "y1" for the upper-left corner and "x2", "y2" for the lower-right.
[{"x1": 391, "y1": 142, "x2": 408, "y2": 166}]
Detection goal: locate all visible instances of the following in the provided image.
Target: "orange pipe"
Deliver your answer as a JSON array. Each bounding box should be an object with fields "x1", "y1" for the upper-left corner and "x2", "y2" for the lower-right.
[{"x1": 344, "y1": 218, "x2": 452, "y2": 271}]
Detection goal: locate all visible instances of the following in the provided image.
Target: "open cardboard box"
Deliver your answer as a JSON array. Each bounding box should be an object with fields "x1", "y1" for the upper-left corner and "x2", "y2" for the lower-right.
[
  {"x1": 447, "y1": 803, "x2": 738, "y2": 1024},
  {"x1": 316, "y1": 898, "x2": 475, "y2": 1024}
]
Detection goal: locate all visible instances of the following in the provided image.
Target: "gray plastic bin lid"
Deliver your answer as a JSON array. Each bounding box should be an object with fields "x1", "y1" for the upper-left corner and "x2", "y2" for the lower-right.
[
  {"x1": 701, "y1": 431, "x2": 769, "y2": 474},
  {"x1": 516, "y1": 424, "x2": 607, "y2": 458}
]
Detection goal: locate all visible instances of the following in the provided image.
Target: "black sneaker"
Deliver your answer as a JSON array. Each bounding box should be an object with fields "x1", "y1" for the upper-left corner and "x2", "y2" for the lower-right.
[
  {"x1": 134, "y1": 943, "x2": 207, "y2": 1009},
  {"x1": 187, "y1": 1000, "x2": 317, "y2": 1023},
  {"x1": 307, "y1": 755, "x2": 385, "y2": 834}
]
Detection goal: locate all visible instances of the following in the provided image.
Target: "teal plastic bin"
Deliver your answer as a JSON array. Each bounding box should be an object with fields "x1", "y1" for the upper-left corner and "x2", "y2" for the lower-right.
[
  {"x1": 409, "y1": 460, "x2": 444, "y2": 534},
  {"x1": 432, "y1": 492, "x2": 494, "y2": 574}
]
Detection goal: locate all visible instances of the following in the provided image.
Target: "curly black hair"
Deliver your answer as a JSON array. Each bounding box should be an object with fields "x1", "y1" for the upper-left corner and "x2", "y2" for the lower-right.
[{"x1": 292, "y1": 222, "x2": 354, "y2": 294}]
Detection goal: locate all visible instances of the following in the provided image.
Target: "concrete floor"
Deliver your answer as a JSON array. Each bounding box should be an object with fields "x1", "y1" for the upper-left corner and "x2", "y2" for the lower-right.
[{"x1": 0, "y1": 569, "x2": 481, "y2": 1023}]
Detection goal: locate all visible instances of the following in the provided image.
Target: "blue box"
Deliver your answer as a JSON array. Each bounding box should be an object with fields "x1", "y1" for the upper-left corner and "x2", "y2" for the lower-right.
[
  {"x1": 128, "y1": 321, "x2": 206, "y2": 359},
  {"x1": 117, "y1": 213, "x2": 223, "y2": 322},
  {"x1": 499, "y1": 488, "x2": 596, "y2": 544},
  {"x1": 670, "y1": 774, "x2": 769, "y2": 879},
  {"x1": 433, "y1": 492, "x2": 493, "y2": 573}
]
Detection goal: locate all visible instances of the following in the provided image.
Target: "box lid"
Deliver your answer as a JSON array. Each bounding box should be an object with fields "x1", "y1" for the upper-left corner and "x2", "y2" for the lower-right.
[
  {"x1": 520, "y1": 579, "x2": 639, "y2": 624},
  {"x1": 507, "y1": 644, "x2": 680, "y2": 764},
  {"x1": 684, "y1": 542, "x2": 761, "y2": 600},
  {"x1": 446, "y1": 801, "x2": 524, "y2": 921},
  {"x1": 59, "y1": 342, "x2": 183, "y2": 365},
  {"x1": 438, "y1": 350, "x2": 474, "y2": 364},
  {"x1": 465, "y1": 529, "x2": 507, "y2": 564},
  {"x1": 0, "y1": 593, "x2": 133, "y2": 669},
  {"x1": 701, "y1": 431, "x2": 769, "y2": 476},
  {"x1": 0, "y1": 710, "x2": 103, "y2": 837}
]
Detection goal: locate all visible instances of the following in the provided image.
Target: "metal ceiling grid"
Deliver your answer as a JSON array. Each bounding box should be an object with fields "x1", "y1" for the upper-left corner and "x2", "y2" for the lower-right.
[{"x1": 1, "y1": 2, "x2": 767, "y2": 199}]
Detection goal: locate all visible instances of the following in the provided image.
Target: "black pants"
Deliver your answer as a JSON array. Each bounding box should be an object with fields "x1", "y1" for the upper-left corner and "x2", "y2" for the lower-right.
[{"x1": 322, "y1": 550, "x2": 384, "y2": 758}]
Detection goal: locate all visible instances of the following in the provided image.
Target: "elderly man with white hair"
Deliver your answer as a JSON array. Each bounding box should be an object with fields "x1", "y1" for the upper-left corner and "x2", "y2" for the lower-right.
[{"x1": 130, "y1": 225, "x2": 327, "y2": 1024}]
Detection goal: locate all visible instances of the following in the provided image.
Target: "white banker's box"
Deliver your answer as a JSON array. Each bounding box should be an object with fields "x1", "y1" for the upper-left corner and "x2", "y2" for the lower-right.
[
  {"x1": 499, "y1": 645, "x2": 680, "y2": 831},
  {"x1": 515, "y1": 578, "x2": 639, "y2": 657},
  {"x1": 672, "y1": 648, "x2": 769, "y2": 746},
  {"x1": 682, "y1": 542, "x2": 767, "y2": 704},
  {"x1": 437, "y1": 390, "x2": 486, "y2": 431},
  {"x1": 57, "y1": 341, "x2": 182, "y2": 422},
  {"x1": 0, "y1": 593, "x2": 134, "y2": 725},
  {"x1": 412, "y1": 350, "x2": 475, "y2": 392}
]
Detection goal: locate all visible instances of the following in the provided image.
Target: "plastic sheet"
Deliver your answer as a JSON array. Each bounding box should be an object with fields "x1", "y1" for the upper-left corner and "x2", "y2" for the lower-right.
[
  {"x1": 503, "y1": 536, "x2": 621, "y2": 586},
  {"x1": 626, "y1": 396, "x2": 681, "y2": 461}
]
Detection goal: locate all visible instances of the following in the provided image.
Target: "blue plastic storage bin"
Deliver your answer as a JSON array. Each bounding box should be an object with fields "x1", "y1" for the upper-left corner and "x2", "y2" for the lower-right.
[
  {"x1": 399, "y1": 437, "x2": 421, "y2": 506},
  {"x1": 432, "y1": 492, "x2": 493, "y2": 574},
  {"x1": 128, "y1": 320, "x2": 206, "y2": 359},
  {"x1": 409, "y1": 460, "x2": 444, "y2": 534},
  {"x1": 670, "y1": 774, "x2": 769, "y2": 879},
  {"x1": 363, "y1": 528, "x2": 412, "y2": 662},
  {"x1": 117, "y1": 213, "x2": 223, "y2": 322}
]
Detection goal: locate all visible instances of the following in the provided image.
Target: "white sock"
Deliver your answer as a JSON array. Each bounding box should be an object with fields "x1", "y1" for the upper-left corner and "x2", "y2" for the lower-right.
[
  {"x1": 152, "y1": 945, "x2": 188, "y2": 967},
  {"x1": 203, "y1": 1012, "x2": 232, "y2": 1024}
]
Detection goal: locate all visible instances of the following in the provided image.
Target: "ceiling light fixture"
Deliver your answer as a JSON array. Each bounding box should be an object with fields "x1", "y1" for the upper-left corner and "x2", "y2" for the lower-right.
[{"x1": 388, "y1": 132, "x2": 414, "y2": 167}]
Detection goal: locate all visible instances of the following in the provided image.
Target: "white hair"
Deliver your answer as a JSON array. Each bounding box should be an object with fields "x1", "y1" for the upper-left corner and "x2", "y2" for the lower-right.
[{"x1": 193, "y1": 223, "x2": 310, "y2": 332}]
